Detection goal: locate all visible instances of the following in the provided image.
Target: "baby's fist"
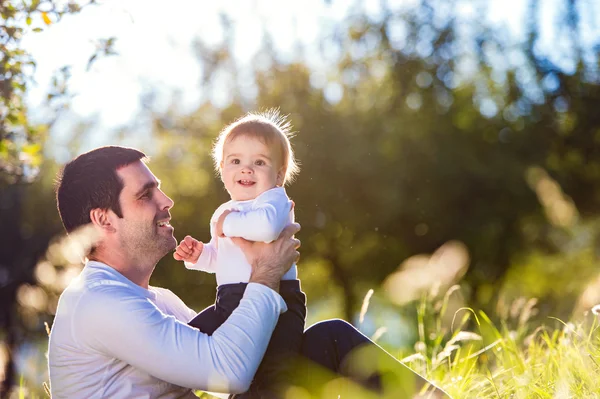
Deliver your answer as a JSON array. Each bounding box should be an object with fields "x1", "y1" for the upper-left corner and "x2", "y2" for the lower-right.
[{"x1": 174, "y1": 235, "x2": 203, "y2": 264}]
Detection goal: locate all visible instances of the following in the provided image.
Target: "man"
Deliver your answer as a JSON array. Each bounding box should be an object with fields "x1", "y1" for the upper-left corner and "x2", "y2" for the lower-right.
[{"x1": 48, "y1": 146, "x2": 448, "y2": 398}]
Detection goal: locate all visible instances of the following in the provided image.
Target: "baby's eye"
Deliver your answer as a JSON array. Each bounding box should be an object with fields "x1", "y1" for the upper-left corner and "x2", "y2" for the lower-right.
[
  {"x1": 231, "y1": 159, "x2": 240, "y2": 164},
  {"x1": 255, "y1": 160, "x2": 265, "y2": 166}
]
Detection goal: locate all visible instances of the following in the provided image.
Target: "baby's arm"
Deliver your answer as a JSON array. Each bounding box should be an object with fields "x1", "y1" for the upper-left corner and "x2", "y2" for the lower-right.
[
  {"x1": 174, "y1": 235, "x2": 203, "y2": 263},
  {"x1": 218, "y1": 191, "x2": 292, "y2": 243},
  {"x1": 174, "y1": 235, "x2": 218, "y2": 273}
]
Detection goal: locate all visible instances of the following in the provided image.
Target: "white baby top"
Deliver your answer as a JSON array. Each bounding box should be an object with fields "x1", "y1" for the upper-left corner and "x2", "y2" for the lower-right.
[{"x1": 186, "y1": 187, "x2": 297, "y2": 285}]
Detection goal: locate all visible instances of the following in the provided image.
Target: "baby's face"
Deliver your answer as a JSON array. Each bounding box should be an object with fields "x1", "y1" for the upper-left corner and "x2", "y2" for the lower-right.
[{"x1": 221, "y1": 135, "x2": 283, "y2": 201}]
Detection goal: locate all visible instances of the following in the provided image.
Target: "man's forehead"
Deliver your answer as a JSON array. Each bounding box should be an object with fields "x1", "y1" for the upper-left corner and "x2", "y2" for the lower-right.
[{"x1": 116, "y1": 161, "x2": 159, "y2": 192}]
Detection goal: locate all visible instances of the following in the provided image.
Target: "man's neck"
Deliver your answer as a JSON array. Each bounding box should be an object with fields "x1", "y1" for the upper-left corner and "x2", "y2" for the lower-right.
[{"x1": 89, "y1": 250, "x2": 154, "y2": 289}]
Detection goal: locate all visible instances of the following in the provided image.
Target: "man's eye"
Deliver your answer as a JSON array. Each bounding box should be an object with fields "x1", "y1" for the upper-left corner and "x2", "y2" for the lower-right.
[
  {"x1": 255, "y1": 160, "x2": 265, "y2": 166},
  {"x1": 140, "y1": 192, "x2": 151, "y2": 200},
  {"x1": 231, "y1": 159, "x2": 240, "y2": 164}
]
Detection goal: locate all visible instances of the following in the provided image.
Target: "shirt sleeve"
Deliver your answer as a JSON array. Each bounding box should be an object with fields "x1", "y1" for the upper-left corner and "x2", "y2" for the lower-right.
[
  {"x1": 185, "y1": 235, "x2": 218, "y2": 273},
  {"x1": 151, "y1": 287, "x2": 198, "y2": 323},
  {"x1": 184, "y1": 206, "x2": 225, "y2": 273},
  {"x1": 222, "y1": 189, "x2": 292, "y2": 243},
  {"x1": 73, "y1": 283, "x2": 287, "y2": 394}
]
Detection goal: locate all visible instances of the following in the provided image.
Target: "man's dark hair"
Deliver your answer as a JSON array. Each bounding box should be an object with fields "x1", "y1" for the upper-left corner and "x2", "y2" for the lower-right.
[{"x1": 55, "y1": 146, "x2": 147, "y2": 233}]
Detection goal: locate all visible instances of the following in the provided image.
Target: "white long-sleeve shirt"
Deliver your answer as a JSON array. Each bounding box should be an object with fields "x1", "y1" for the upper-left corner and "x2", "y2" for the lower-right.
[
  {"x1": 48, "y1": 261, "x2": 287, "y2": 399},
  {"x1": 186, "y1": 187, "x2": 297, "y2": 285}
]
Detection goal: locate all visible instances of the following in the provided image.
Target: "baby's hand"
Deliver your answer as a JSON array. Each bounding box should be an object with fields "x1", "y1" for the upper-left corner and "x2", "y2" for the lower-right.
[
  {"x1": 174, "y1": 236, "x2": 203, "y2": 263},
  {"x1": 215, "y1": 209, "x2": 234, "y2": 237}
]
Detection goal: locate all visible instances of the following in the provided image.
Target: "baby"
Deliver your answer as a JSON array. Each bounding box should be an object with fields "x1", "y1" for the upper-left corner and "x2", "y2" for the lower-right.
[{"x1": 174, "y1": 110, "x2": 306, "y2": 396}]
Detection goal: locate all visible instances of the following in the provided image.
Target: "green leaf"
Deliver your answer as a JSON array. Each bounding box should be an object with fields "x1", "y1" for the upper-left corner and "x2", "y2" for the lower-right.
[
  {"x1": 22, "y1": 143, "x2": 41, "y2": 155},
  {"x1": 30, "y1": 0, "x2": 41, "y2": 12}
]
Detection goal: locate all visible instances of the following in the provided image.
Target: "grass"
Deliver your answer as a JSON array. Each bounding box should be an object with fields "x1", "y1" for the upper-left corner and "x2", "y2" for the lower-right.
[
  {"x1": 386, "y1": 289, "x2": 600, "y2": 398},
  {"x1": 268, "y1": 287, "x2": 600, "y2": 398},
  {"x1": 11, "y1": 288, "x2": 600, "y2": 398}
]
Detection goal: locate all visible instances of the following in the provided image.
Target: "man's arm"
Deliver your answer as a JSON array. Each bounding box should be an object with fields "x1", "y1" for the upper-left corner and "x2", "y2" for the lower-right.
[{"x1": 74, "y1": 283, "x2": 284, "y2": 393}]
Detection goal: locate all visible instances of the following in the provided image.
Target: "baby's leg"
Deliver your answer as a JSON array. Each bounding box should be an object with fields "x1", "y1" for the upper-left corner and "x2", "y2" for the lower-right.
[
  {"x1": 187, "y1": 283, "x2": 247, "y2": 335},
  {"x1": 187, "y1": 304, "x2": 222, "y2": 335},
  {"x1": 231, "y1": 280, "x2": 307, "y2": 398}
]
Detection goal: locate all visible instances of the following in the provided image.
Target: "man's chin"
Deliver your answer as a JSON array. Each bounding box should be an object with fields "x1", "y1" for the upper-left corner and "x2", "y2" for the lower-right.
[
  {"x1": 154, "y1": 235, "x2": 177, "y2": 259},
  {"x1": 164, "y1": 235, "x2": 177, "y2": 253},
  {"x1": 168, "y1": 237, "x2": 177, "y2": 252}
]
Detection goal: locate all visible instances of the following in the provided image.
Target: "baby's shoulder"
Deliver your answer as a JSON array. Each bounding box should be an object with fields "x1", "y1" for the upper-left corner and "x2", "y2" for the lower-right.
[
  {"x1": 211, "y1": 200, "x2": 237, "y2": 218},
  {"x1": 255, "y1": 187, "x2": 289, "y2": 203}
]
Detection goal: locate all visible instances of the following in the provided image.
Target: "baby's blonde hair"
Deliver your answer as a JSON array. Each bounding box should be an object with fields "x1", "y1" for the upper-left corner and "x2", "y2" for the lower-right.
[{"x1": 212, "y1": 109, "x2": 300, "y2": 185}]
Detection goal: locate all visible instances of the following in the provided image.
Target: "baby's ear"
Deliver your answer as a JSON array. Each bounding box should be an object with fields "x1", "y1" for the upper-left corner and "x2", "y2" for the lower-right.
[{"x1": 276, "y1": 168, "x2": 286, "y2": 186}]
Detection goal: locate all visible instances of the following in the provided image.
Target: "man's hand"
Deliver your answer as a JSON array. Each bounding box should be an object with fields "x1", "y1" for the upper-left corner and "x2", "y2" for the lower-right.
[
  {"x1": 173, "y1": 235, "x2": 204, "y2": 263},
  {"x1": 231, "y1": 223, "x2": 301, "y2": 292},
  {"x1": 215, "y1": 209, "x2": 234, "y2": 237}
]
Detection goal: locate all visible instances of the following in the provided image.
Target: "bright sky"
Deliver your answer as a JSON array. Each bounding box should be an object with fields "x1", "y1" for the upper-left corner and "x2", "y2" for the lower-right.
[{"x1": 20, "y1": 0, "x2": 595, "y2": 160}]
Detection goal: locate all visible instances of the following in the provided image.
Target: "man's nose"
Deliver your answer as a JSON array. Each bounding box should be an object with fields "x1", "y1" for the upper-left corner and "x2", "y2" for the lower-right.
[
  {"x1": 158, "y1": 190, "x2": 174, "y2": 210},
  {"x1": 241, "y1": 165, "x2": 254, "y2": 173}
]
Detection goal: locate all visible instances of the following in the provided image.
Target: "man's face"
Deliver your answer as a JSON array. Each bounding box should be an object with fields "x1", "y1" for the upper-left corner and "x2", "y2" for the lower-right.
[{"x1": 112, "y1": 161, "x2": 176, "y2": 262}]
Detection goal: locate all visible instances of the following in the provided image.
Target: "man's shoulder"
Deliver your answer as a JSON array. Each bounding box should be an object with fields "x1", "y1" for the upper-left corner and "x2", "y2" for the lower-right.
[
  {"x1": 81, "y1": 266, "x2": 137, "y2": 294},
  {"x1": 51, "y1": 268, "x2": 140, "y2": 348},
  {"x1": 59, "y1": 266, "x2": 143, "y2": 313},
  {"x1": 56, "y1": 277, "x2": 155, "y2": 341}
]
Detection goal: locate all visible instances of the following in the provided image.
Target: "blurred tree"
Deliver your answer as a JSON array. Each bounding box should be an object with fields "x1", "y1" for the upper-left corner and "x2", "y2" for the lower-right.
[
  {"x1": 144, "y1": 0, "x2": 599, "y2": 322},
  {"x1": 0, "y1": 1, "x2": 115, "y2": 395}
]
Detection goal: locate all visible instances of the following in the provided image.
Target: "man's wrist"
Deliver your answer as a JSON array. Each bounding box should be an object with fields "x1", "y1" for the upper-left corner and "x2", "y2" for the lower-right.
[
  {"x1": 248, "y1": 275, "x2": 280, "y2": 292},
  {"x1": 249, "y1": 261, "x2": 281, "y2": 292},
  {"x1": 246, "y1": 282, "x2": 288, "y2": 315}
]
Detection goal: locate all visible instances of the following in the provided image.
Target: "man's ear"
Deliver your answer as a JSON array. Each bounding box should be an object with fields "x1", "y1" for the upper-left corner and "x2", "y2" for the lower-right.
[{"x1": 89, "y1": 208, "x2": 116, "y2": 233}]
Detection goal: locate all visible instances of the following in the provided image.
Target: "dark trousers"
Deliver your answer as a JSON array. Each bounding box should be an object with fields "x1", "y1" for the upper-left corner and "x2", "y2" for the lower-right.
[
  {"x1": 295, "y1": 320, "x2": 445, "y2": 398},
  {"x1": 189, "y1": 280, "x2": 306, "y2": 398},
  {"x1": 188, "y1": 281, "x2": 447, "y2": 398}
]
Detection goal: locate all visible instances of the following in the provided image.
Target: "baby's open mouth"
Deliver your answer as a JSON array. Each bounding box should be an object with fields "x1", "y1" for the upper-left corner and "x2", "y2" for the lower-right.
[{"x1": 238, "y1": 180, "x2": 255, "y2": 186}]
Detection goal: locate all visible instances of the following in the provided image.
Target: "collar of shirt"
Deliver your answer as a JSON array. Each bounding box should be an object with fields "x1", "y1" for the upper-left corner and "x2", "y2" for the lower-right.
[{"x1": 84, "y1": 260, "x2": 157, "y2": 301}]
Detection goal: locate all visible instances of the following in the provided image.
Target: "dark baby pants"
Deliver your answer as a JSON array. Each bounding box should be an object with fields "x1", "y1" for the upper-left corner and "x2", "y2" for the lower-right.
[{"x1": 188, "y1": 281, "x2": 431, "y2": 398}]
